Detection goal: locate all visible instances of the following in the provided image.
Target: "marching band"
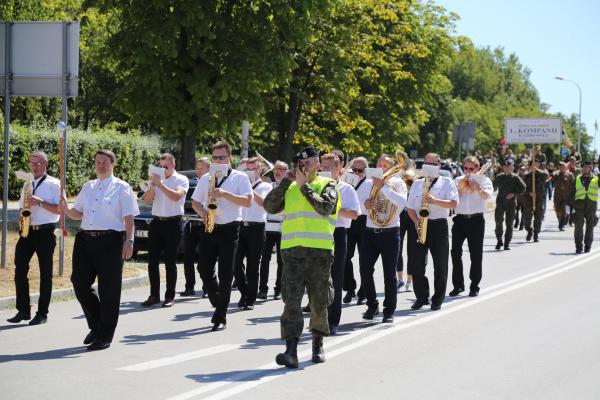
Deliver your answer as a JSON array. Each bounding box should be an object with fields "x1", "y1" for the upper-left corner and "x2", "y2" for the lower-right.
[{"x1": 7, "y1": 143, "x2": 599, "y2": 364}]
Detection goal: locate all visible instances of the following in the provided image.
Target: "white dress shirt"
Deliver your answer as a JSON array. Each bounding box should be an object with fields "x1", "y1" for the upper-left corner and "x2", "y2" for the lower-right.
[
  {"x1": 151, "y1": 171, "x2": 189, "y2": 217},
  {"x1": 19, "y1": 174, "x2": 62, "y2": 225},
  {"x1": 336, "y1": 181, "x2": 361, "y2": 229},
  {"x1": 363, "y1": 175, "x2": 408, "y2": 229},
  {"x1": 243, "y1": 181, "x2": 272, "y2": 222},
  {"x1": 354, "y1": 177, "x2": 371, "y2": 215},
  {"x1": 191, "y1": 168, "x2": 253, "y2": 224},
  {"x1": 454, "y1": 175, "x2": 493, "y2": 215},
  {"x1": 407, "y1": 176, "x2": 459, "y2": 220},
  {"x1": 73, "y1": 175, "x2": 140, "y2": 231}
]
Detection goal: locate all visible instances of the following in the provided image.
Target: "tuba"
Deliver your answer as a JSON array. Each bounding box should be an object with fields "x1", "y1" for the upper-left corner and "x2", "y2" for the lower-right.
[
  {"x1": 458, "y1": 160, "x2": 493, "y2": 193},
  {"x1": 205, "y1": 170, "x2": 222, "y2": 233},
  {"x1": 416, "y1": 176, "x2": 432, "y2": 245},
  {"x1": 368, "y1": 152, "x2": 408, "y2": 227},
  {"x1": 16, "y1": 171, "x2": 34, "y2": 238}
]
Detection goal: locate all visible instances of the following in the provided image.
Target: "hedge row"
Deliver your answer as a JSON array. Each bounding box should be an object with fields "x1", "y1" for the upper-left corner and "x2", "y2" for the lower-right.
[{"x1": 1, "y1": 124, "x2": 177, "y2": 199}]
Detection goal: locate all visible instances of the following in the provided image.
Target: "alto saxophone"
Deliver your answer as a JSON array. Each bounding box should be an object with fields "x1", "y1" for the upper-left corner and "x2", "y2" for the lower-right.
[
  {"x1": 205, "y1": 170, "x2": 222, "y2": 233},
  {"x1": 416, "y1": 176, "x2": 431, "y2": 245},
  {"x1": 16, "y1": 172, "x2": 34, "y2": 238}
]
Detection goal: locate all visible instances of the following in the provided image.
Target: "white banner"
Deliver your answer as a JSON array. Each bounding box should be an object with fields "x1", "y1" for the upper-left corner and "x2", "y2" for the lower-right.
[{"x1": 504, "y1": 118, "x2": 562, "y2": 144}]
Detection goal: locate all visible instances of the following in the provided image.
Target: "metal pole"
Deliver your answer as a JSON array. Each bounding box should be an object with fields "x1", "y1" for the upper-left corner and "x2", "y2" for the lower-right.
[
  {"x1": 2, "y1": 23, "x2": 12, "y2": 270},
  {"x1": 241, "y1": 120, "x2": 249, "y2": 159},
  {"x1": 457, "y1": 123, "x2": 463, "y2": 165},
  {"x1": 58, "y1": 22, "x2": 69, "y2": 276},
  {"x1": 577, "y1": 84, "x2": 582, "y2": 155}
]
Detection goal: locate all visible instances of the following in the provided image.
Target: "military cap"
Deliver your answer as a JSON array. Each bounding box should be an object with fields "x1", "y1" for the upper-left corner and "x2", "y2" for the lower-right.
[
  {"x1": 293, "y1": 146, "x2": 319, "y2": 163},
  {"x1": 502, "y1": 159, "x2": 514, "y2": 166},
  {"x1": 582, "y1": 160, "x2": 593, "y2": 166}
]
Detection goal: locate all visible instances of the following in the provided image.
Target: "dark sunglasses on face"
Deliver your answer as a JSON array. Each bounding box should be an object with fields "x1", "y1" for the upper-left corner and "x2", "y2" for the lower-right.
[
  {"x1": 352, "y1": 168, "x2": 365, "y2": 173},
  {"x1": 212, "y1": 155, "x2": 228, "y2": 161},
  {"x1": 463, "y1": 167, "x2": 476, "y2": 171}
]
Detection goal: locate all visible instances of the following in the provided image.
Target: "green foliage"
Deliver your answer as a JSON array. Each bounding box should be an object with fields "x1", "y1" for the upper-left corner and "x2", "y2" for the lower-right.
[{"x1": 0, "y1": 123, "x2": 175, "y2": 199}]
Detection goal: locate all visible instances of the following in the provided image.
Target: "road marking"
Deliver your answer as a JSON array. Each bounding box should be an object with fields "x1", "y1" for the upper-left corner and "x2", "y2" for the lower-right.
[
  {"x1": 117, "y1": 344, "x2": 239, "y2": 371},
  {"x1": 170, "y1": 248, "x2": 600, "y2": 400}
]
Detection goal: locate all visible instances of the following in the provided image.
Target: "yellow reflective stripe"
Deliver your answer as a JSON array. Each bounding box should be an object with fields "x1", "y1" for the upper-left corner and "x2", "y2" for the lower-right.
[
  {"x1": 281, "y1": 232, "x2": 334, "y2": 241},
  {"x1": 283, "y1": 211, "x2": 336, "y2": 226}
]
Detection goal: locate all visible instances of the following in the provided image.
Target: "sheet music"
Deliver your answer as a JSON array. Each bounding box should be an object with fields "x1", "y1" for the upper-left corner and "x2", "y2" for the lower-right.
[{"x1": 365, "y1": 168, "x2": 383, "y2": 180}]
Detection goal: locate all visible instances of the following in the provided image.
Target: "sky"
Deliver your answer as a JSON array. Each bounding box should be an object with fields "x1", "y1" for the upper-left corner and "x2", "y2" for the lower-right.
[{"x1": 434, "y1": 0, "x2": 600, "y2": 155}]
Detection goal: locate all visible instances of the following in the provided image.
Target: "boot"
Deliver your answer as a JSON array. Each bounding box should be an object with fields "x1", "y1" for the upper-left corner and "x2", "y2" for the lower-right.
[
  {"x1": 495, "y1": 240, "x2": 503, "y2": 250},
  {"x1": 533, "y1": 233, "x2": 539, "y2": 242},
  {"x1": 311, "y1": 333, "x2": 325, "y2": 363},
  {"x1": 525, "y1": 230, "x2": 532, "y2": 241},
  {"x1": 513, "y1": 217, "x2": 519, "y2": 229},
  {"x1": 275, "y1": 338, "x2": 299, "y2": 368}
]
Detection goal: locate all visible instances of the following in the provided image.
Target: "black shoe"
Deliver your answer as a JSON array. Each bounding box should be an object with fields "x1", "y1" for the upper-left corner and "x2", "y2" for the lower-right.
[
  {"x1": 211, "y1": 321, "x2": 226, "y2": 331},
  {"x1": 495, "y1": 240, "x2": 503, "y2": 250},
  {"x1": 558, "y1": 224, "x2": 564, "y2": 231},
  {"x1": 411, "y1": 299, "x2": 429, "y2": 310},
  {"x1": 83, "y1": 331, "x2": 96, "y2": 345},
  {"x1": 585, "y1": 245, "x2": 592, "y2": 253},
  {"x1": 533, "y1": 233, "x2": 539, "y2": 242},
  {"x1": 276, "y1": 338, "x2": 299, "y2": 369},
  {"x1": 302, "y1": 303, "x2": 311, "y2": 313},
  {"x1": 273, "y1": 289, "x2": 281, "y2": 300},
  {"x1": 7, "y1": 311, "x2": 31, "y2": 323},
  {"x1": 162, "y1": 298, "x2": 175, "y2": 307},
  {"x1": 526, "y1": 231, "x2": 532, "y2": 241},
  {"x1": 576, "y1": 247, "x2": 583, "y2": 254},
  {"x1": 356, "y1": 295, "x2": 366, "y2": 306},
  {"x1": 256, "y1": 291, "x2": 267, "y2": 300},
  {"x1": 243, "y1": 303, "x2": 254, "y2": 311},
  {"x1": 238, "y1": 298, "x2": 247, "y2": 309},
  {"x1": 87, "y1": 339, "x2": 110, "y2": 351},
  {"x1": 28, "y1": 312, "x2": 47, "y2": 325},
  {"x1": 179, "y1": 289, "x2": 195, "y2": 297},
  {"x1": 343, "y1": 290, "x2": 355, "y2": 304},
  {"x1": 382, "y1": 314, "x2": 394, "y2": 323},
  {"x1": 330, "y1": 325, "x2": 338, "y2": 335},
  {"x1": 513, "y1": 219, "x2": 519, "y2": 229},
  {"x1": 430, "y1": 303, "x2": 441, "y2": 311},
  {"x1": 519, "y1": 223, "x2": 524, "y2": 231},
  {"x1": 449, "y1": 288, "x2": 464, "y2": 297},
  {"x1": 141, "y1": 296, "x2": 160, "y2": 307},
  {"x1": 504, "y1": 243, "x2": 510, "y2": 250},
  {"x1": 469, "y1": 288, "x2": 480, "y2": 297},
  {"x1": 311, "y1": 334, "x2": 325, "y2": 363},
  {"x1": 397, "y1": 280, "x2": 405, "y2": 291},
  {"x1": 362, "y1": 305, "x2": 380, "y2": 320},
  {"x1": 202, "y1": 291, "x2": 208, "y2": 299}
]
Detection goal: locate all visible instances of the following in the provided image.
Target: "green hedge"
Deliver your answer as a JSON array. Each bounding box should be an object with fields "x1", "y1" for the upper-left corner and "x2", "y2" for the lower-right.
[{"x1": 1, "y1": 124, "x2": 176, "y2": 199}]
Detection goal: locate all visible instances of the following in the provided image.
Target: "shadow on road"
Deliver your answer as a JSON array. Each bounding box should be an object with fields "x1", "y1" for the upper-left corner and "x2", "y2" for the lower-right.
[
  {"x1": 120, "y1": 326, "x2": 215, "y2": 344},
  {"x1": 0, "y1": 346, "x2": 87, "y2": 363}
]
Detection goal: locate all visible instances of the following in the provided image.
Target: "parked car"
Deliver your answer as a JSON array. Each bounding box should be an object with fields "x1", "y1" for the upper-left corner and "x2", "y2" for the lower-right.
[{"x1": 132, "y1": 170, "x2": 199, "y2": 258}]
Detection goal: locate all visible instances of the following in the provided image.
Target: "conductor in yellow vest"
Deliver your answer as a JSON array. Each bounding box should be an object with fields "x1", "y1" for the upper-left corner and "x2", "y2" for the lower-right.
[
  {"x1": 264, "y1": 146, "x2": 340, "y2": 369},
  {"x1": 573, "y1": 160, "x2": 598, "y2": 253}
]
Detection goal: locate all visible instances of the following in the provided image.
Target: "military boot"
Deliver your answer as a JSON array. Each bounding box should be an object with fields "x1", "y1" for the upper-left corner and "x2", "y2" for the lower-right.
[
  {"x1": 311, "y1": 334, "x2": 325, "y2": 363},
  {"x1": 275, "y1": 337, "x2": 299, "y2": 369},
  {"x1": 495, "y1": 240, "x2": 503, "y2": 250}
]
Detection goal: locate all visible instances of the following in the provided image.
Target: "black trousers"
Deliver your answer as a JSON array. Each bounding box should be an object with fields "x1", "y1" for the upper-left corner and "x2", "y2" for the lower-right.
[
  {"x1": 14, "y1": 226, "x2": 56, "y2": 315},
  {"x1": 411, "y1": 219, "x2": 449, "y2": 306},
  {"x1": 234, "y1": 223, "x2": 266, "y2": 306},
  {"x1": 359, "y1": 227, "x2": 400, "y2": 316},
  {"x1": 343, "y1": 215, "x2": 366, "y2": 293},
  {"x1": 183, "y1": 220, "x2": 205, "y2": 292},
  {"x1": 259, "y1": 231, "x2": 283, "y2": 293},
  {"x1": 396, "y1": 209, "x2": 414, "y2": 274},
  {"x1": 71, "y1": 230, "x2": 124, "y2": 342},
  {"x1": 451, "y1": 215, "x2": 485, "y2": 291},
  {"x1": 148, "y1": 217, "x2": 182, "y2": 300},
  {"x1": 198, "y1": 222, "x2": 240, "y2": 324},
  {"x1": 328, "y1": 227, "x2": 347, "y2": 328}
]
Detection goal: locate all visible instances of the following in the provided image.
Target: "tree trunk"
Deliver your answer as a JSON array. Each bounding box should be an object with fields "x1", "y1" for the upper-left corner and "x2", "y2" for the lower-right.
[{"x1": 180, "y1": 135, "x2": 197, "y2": 170}]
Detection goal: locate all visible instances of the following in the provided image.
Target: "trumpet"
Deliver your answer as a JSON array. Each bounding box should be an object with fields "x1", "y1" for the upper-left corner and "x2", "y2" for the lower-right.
[
  {"x1": 458, "y1": 160, "x2": 493, "y2": 193},
  {"x1": 16, "y1": 171, "x2": 34, "y2": 238},
  {"x1": 416, "y1": 176, "x2": 432, "y2": 245},
  {"x1": 139, "y1": 179, "x2": 153, "y2": 192}
]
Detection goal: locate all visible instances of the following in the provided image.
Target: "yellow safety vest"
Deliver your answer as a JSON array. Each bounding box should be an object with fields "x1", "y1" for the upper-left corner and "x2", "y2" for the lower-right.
[
  {"x1": 281, "y1": 176, "x2": 340, "y2": 250},
  {"x1": 575, "y1": 176, "x2": 598, "y2": 201}
]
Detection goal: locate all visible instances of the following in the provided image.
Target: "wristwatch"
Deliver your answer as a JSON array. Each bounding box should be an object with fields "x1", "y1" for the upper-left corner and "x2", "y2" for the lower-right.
[{"x1": 126, "y1": 239, "x2": 135, "y2": 245}]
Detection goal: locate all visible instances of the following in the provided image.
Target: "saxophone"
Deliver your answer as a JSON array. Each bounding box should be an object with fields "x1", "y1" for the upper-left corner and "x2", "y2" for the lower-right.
[
  {"x1": 18, "y1": 174, "x2": 33, "y2": 238},
  {"x1": 205, "y1": 170, "x2": 222, "y2": 233},
  {"x1": 416, "y1": 176, "x2": 432, "y2": 245}
]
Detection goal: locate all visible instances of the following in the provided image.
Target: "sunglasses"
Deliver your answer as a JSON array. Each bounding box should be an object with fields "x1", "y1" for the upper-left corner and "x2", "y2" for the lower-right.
[
  {"x1": 212, "y1": 155, "x2": 228, "y2": 161},
  {"x1": 463, "y1": 167, "x2": 476, "y2": 171},
  {"x1": 29, "y1": 161, "x2": 45, "y2": 167},
  {"x1": 352, "y1": 168, "x2": 365, "y2": 173}
]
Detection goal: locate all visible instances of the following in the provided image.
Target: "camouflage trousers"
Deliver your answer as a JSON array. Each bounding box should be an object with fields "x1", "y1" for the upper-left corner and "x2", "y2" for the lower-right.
[
  {"x1": 494, "y1": 202, "x2": 516, "y2": 243},
  {"x1": 280, "y1": 246, "x2": 334, "y2": 340},
  {"x1": 553, "y1": 196, "x2": 570, "y2": 227},
  {"x1": 574, "y1": 199, "x2": 597, "y2": 248},
  {"x1": 522, "y1": 197, "x2": 545, "y2": 234}
]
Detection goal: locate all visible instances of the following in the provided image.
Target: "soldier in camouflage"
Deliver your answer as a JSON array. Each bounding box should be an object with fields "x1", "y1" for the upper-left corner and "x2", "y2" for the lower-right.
[
  {"x1": 522, "y1": 158, "x2": 550, "y2": 242},
  {"x1": 263, "y1": 146, "x2": 339, "y2": 369},
  {"x1": 548, "y1": 162, "x2": 575, "y2": 231},
  {"x1": 493, "y1": 159, "x2": 526, "y2": 250}
]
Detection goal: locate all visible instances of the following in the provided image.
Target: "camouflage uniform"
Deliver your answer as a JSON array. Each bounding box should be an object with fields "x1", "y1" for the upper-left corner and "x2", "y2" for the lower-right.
[
  {"x1": 522, "y1": 169, "x2": 550, "y2": 238},
  {"x1": 549, "y1": 171, "x2": 575, "y2": 229},
  {"x1": 493, "y1": 172, "x2": 526, "y2": 245},
  {"x1": 263, "y1": 177, "x2": 337, "y2": 339},
  {"x1": 573, "y1": 175, "x2": 598, "y2": 252}
]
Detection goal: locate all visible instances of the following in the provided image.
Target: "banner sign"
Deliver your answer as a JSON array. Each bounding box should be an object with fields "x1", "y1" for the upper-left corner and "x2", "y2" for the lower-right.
[{"x1": 504, "y1": 118, "x2": 562, "y2": 144}]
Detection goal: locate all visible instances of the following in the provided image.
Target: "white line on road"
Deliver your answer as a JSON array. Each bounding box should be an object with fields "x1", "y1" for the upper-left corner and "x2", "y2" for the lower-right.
[
  {"x1": 172, "y1": 249, "x2": 600, "y2": 400},
  {"x1": 117, "y1": 344, "x2": 239, "y2": 371}
]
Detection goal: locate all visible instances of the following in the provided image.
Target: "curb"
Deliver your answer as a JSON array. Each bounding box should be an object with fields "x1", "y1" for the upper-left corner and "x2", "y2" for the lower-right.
[{"x1": 0, "y1": 268, "x2": 148, "y2": 310}]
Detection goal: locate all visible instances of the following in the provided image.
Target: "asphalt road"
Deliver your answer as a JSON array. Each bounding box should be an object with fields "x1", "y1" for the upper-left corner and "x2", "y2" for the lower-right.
[{"x1": 1, "y1": 203, "x2": 599, "y2": 400}]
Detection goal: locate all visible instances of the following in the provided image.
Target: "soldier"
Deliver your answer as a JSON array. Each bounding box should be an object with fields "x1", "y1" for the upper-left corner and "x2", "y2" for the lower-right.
[
  {"x1": 548, "y1": 162, "x2": 574, "y2": 231},
  {"x1": 264, "y1": 146, "x2": 340, "y2": 368},
  {"x1": 566, "y1": 156, "x2": 581, "y2": 226},
  {"x1": 573, "y1": 161, "x2": 598, "y2": 253},
  {"x1": 522, "y1": 158, "x2": 549, "y2": 242},
  {"x1": 514, "y1": 164, "x2": 528, "y2": 230},
  {"x1": 493, "y1": 159, "x2": 526, "y2": 250}
]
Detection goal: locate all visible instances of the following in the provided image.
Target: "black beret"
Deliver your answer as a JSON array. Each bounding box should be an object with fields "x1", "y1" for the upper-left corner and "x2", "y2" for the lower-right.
[{"x1": 293, "y1": 146, "x2": 319, "y2": 163}]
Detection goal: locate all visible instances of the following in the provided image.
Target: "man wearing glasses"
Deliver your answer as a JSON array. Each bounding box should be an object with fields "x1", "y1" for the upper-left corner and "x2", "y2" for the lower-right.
[
  {"x1": 8, "y1": 151, "x2": 63, "y2": 326},
  {"x1": 258, "y1": 160, "x2": 289, "y2": 300},
  {"x1": 343, "y1": 157, "x2": 370, "y2": 305},
  {"x1": 141, "y1": 153, "x2": 189, "y2": 308},
  {"x1": 407, "y1": 153, "x2": 458, "y2": 311},
  {"x1": 191, "y1": 141, "x2": 252, "y2": 331},
  {"x1": 449, "y1": 156, "x2": 493, "y2": 298}
]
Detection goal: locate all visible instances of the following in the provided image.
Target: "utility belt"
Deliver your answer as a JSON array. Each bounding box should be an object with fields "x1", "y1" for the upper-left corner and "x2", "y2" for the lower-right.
[{"x1": 454, "y1": 213, "x2": 484, "y2": 220}]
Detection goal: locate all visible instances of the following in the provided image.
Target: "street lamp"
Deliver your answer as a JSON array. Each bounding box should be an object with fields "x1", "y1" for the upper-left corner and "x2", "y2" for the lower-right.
[{"x1": 555, "y1": 76, "x2": 582, "y2": 155}]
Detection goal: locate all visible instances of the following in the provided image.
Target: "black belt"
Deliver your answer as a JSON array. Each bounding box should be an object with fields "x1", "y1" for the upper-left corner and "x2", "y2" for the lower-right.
[
  {"x1": 366, "y1": 226, "x2": 399, "y2": 234},
  {"x1": 215, "y1": 221, "x2": 241, "y2": 227},
  {"x1": 29, "y1": 223, "x2": 56, "y2": 231},
  {"x1": 455, "y1": 213, "x2": 483, "y2": 219},
  {"x1": 81, "y1": 230, "x2": 121, "y2": 237},
  {"x1": 242, "y1": 221, "x2": 265, "y2": 227},
  {"x1": 266, "y1": 220, "x2": 282, "y2": 224},
  {"x1": 153, "y1": 215, "x2": 182, "y2": 221}
]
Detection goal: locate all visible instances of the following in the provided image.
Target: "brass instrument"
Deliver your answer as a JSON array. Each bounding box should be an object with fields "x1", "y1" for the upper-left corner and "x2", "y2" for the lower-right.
[
  {"x1": 368, "y1": 153, "x2": 408, "y2": 227},
  {"x1": 458, "y1": 160, "x2": 493, "y2": 193},
  {"x1": 255, "y1": 151, "x2": 275, "y2": 177},
  {"x1": 205, "y1": 170, "x2": 222, "y2": 233},
  {"x1": 16, "y1": 171, "x2": 34, "y2": 238},
  {"x1": 416, "y1": 176, "x2": 432, "y2": 245}
]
